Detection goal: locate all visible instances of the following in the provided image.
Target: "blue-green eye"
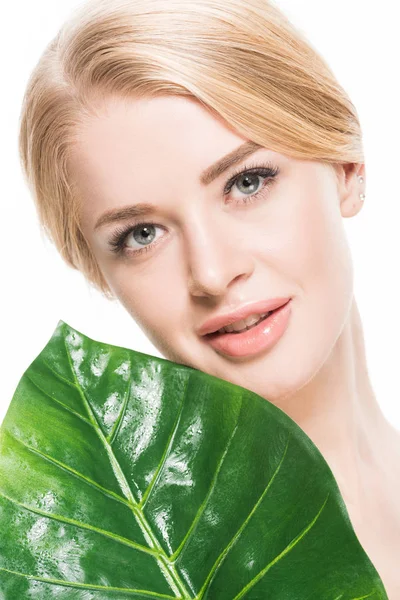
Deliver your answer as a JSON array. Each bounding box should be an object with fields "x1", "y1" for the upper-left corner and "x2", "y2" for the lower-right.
[
  {"x1": 108, "y1": 220, "x2": 163, "y2": 257},
  {"x1": 223, "y1": 162, "x2": 280, "y2": 205},
  {"x1": 108, "y1": 161, "x2": 280, "y2": 257}
]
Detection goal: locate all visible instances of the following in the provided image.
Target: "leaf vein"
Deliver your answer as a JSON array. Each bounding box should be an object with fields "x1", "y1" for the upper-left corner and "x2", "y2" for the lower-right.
[
  {"x1": 139, "y1": 375, "x2": 190, "y2": 510},
  {"x1": 0, "y1": 566, "x2": 178, "y2": 598},
  {"x1": 61, "y1": 326, "x2": 192, "y2": 598},
  {"x1": 24, "y1": 370, "x2": 94, "y2": 428},
  {"x1": 42, "y1": 359, "x2": 79, "y2": 390},
  {"x1": 232, "y1": 491, "x2": 331, "y2": 599},
  {"x1": 171, "y1": 420, "x2": 240, "y2": 562},
  {"x1": 0, "y1": 489, "x2": 159, "y2": 557},
  {"x1": 198, "y1": 433, "x2": 292, "y2": 599},
  {"x1": 8, "y1": 431, "x2": 135, "y2": 511},
  {"x1": 108, "y1": 361, "x2": 132, "y2": 445}
]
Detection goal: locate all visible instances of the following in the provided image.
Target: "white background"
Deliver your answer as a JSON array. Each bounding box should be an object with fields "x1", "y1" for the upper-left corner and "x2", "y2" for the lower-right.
[{"x1": 1, "y1": 0, "x2": 399, "y2": 430}]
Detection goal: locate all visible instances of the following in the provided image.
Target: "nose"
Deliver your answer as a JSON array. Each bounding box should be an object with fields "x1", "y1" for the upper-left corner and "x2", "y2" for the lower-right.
[{"x1": 186, "y1": 217, "x2": 255, "y2": 297}]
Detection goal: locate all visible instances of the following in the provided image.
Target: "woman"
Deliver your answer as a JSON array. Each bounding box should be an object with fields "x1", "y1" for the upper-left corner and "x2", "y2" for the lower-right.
[{"x1": 18, "y1": 0, "x2": 400, "y2": 595}]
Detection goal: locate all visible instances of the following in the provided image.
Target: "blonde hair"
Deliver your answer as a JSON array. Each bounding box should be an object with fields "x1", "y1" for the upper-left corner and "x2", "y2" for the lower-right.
[{"x1": 18, "y1": 0, "x2": 364, "y2": 299}]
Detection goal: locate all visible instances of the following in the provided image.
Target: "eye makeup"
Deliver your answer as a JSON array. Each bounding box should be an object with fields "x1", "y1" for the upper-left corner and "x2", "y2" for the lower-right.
[{"x1": 107, "y1": 160, "x2": 280, "y2": 258}]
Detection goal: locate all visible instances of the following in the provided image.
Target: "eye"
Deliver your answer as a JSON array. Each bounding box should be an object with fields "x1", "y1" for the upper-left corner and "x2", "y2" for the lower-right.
[
  {"x1": 107, "y1": 160, "x2": 280, "y2": 258},
  {"x1": 223, "y1": 161, "x2": 280, "y2": 205},
  {"x1": 108, "y1": 220, "x2": 165, "y2": 257}
]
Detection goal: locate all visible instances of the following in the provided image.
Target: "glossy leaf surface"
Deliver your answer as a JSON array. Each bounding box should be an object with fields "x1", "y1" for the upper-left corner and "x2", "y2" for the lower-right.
[{"x1": 0, "y1": 320, "x2": 388, "y2": 598}]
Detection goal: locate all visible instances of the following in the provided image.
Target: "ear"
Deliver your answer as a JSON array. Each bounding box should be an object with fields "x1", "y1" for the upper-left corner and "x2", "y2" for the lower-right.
[{"x1": 332, "y1": 162, "x2": 366, "y2": 218}]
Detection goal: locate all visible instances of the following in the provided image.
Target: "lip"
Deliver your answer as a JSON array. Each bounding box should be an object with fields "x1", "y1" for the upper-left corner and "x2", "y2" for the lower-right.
[
  {"x1": 202, "y1": 298, "x2": 292, "y2": 358},
  {"x1": 197, "y1": 297, "x2": 292, "y2": 336}
]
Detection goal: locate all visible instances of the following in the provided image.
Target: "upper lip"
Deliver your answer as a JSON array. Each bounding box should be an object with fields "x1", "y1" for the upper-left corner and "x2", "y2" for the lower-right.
[{"x1": 198, "y1": 297, "x2": 292, "y2": 336}]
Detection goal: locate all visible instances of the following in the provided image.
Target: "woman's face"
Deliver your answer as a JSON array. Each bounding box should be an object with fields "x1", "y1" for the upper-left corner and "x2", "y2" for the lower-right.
[{"x1": 71, "y1": 94, "x2": 362, "y2": 403}]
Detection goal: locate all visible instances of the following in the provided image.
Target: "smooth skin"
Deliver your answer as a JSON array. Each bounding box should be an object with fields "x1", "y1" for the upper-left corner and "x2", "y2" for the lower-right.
[{"x1": 70, "y1": 94, "x2": 400, "y2": 597}]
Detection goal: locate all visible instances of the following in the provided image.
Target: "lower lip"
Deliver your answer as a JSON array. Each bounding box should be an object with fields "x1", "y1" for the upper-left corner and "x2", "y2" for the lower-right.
[{"x1": 203, "y1": 299, "x2": 292, "y2": 358}]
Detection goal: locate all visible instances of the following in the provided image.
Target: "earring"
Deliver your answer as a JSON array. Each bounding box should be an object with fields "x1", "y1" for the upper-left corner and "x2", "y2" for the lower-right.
[{"x1": 358, "y1": 175, "x2": 365, "y2": 201}]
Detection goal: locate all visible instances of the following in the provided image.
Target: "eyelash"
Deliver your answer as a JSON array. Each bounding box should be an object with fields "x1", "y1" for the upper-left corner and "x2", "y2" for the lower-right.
[{"x1": 108, "y1": 161, "x2": 280, "y2": 257}]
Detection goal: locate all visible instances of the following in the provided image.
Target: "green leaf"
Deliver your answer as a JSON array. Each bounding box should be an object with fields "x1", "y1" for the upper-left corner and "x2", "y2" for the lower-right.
[{"x1": 0, "y1": 320, "x2": 388, "y2": 599}]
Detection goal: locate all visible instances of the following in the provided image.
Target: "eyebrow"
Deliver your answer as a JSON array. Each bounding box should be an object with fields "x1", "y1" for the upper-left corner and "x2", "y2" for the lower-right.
[{"x1": 94, "y1": 140, "x2": 264, "y2": 231}]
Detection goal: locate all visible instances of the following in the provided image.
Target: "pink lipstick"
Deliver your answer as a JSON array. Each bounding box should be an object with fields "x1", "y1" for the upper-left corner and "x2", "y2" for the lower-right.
[{"x1": 201, "y1": 298, "x2": 292, "y2": 358}]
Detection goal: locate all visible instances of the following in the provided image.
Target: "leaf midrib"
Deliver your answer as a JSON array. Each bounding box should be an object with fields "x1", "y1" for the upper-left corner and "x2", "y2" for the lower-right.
[{"x1": 62, "y1": 333, "x2": 193, "y2": 598}]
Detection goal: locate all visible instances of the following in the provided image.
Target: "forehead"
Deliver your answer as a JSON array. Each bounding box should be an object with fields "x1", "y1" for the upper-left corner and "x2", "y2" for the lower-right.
[
  {"x1": 70, "y1": 94, "x2": 248, "y2": 171},
  {"x1": 67, "y1": 95, "x2": 272, "y2": 223},
  {"x1": 67, "y1": 95, "x2": 334, "y2": 233}
]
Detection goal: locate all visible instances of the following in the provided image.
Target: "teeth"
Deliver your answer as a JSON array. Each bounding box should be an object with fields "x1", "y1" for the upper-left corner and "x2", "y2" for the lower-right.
[
  {"x1": 244, "y1": 313, "x2": 264, "y2": 327},
  {"x1": 231, "y1": 320, "x2": 248, "y2": 332},
  {"x1": 217, "y1": 311, "x2": 272, "y2": 334}
]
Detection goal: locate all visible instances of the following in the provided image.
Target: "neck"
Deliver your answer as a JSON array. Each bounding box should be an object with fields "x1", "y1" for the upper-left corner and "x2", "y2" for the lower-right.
[{"x1": 275, "y1": 296, "x2": 400, "y2": 513}]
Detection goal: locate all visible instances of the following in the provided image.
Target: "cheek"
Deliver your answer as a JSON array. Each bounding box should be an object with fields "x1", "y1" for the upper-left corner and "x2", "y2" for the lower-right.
[
  {"x1": 265, "y1": 181, "x2": 353, "y2": 298},
  {"x1": 299, "y1": 200, "x2": 353, "y2": 299},
  {"x1": 106, "y1": 261, "x2": 186, "y2": 341},
  {"x1": 247, "y1": 186, "x2": 345, "y2": 292},
  {"x1": 251, "y1": 183, "x2": 353, "y2": 341},
  {"x1": 282, "y1": 190, "x2": 354, "y2": 358}
]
